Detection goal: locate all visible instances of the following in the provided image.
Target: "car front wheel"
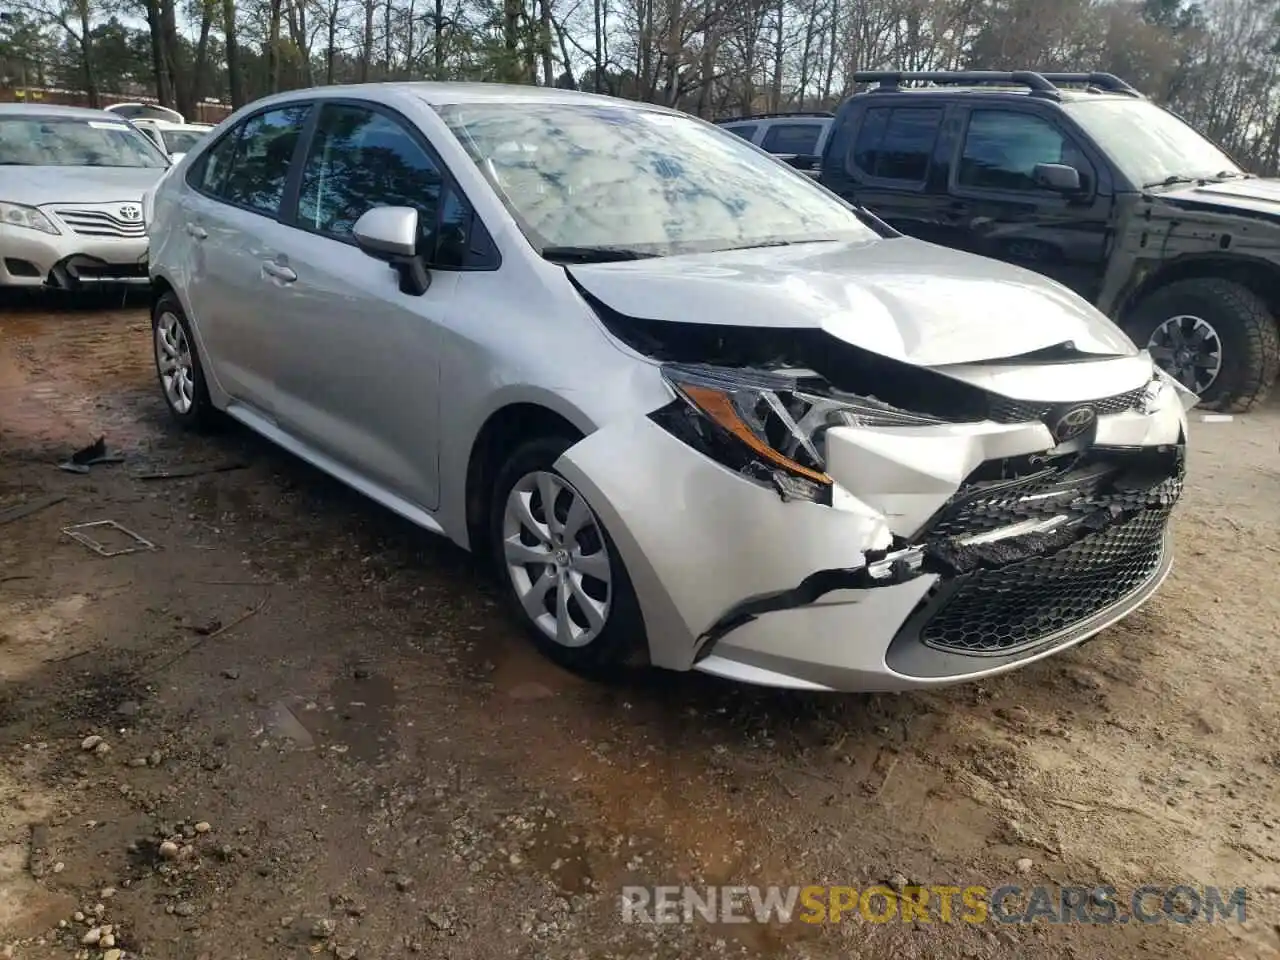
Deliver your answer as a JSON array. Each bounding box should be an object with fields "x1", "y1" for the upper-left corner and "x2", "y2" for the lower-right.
[
  {"x1": 489, "y1": 436, "x2": 647, "y2": 677},
  {"x1": 1124, "y1": 278, "x2": 1279, "y2": 412}
]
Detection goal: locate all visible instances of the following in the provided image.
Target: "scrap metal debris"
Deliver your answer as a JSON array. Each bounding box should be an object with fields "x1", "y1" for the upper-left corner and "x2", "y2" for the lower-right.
[
  {"x1": 134, "y1": 460, "x2": 248, "y2": 481},
  {"x1": 62, "y1": 520, "x2": 158, "y2": 557},
  {"x1": 0, "y1": 494, "x2": 66, "y2": 527},
  {"x1": 58, "y1": 436, "x2": 125, "y2": 474}
]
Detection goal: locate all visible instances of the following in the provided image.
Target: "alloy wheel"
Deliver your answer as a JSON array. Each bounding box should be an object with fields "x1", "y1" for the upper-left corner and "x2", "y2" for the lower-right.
[
  {"x1": 1147, "y1": 314, "x2": 1223, "y2": 395},
  {"x1": 502, "y1": 470, "x2": 612, "y2": 648},
  {"x1": 155, "y1": 310, "x2": 195, "y2": 414}
]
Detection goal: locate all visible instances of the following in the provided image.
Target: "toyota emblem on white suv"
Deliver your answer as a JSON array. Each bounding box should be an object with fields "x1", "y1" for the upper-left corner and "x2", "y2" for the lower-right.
[{"x1": 119, "y1": 205, "x2": 142, "y2": 222}]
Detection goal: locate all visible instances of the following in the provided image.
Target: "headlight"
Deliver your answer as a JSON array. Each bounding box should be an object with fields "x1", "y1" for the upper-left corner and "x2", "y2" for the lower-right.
[
  {"x1": 0, "y1": 201, "x2": 59, "y2": 235},
  {"x1": 655, "y1": 362, "x2": 947, "y2": 502}
]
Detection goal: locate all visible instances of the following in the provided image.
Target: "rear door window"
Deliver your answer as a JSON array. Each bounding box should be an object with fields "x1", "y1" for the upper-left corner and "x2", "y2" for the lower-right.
[
  {"x1": 762, "y1": 123, "x2": 824, "y2": 155},
  {"x1": 849, "y1": 106, "x2": 942, "y2": 183},
  {"x1": 722, "y1": 124, "x2": 758, "y2": 142},
  {"x1": 198, "y1": 104, "x2": 311, "y2": 216}
]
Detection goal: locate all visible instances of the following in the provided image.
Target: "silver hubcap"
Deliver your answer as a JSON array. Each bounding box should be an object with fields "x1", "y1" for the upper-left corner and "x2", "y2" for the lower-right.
[
  {"x1": 155, "y1": 311, "x2": 195, "y2": 414},
  {"x1": 502, "y1": 470, "x2": 612, "y2": 648},
  {"x1": 1147, "y1": 314, "x2": 1222, "y2": 394}
]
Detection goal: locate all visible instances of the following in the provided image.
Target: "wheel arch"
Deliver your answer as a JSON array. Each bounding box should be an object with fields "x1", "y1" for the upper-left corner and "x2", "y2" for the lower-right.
[
  {"x1": 463, "y1": 401, "x2": 590, "y2": 560},
  {"x1": 1120, "y1": 254, "x2": 1280, "y2": 324}
]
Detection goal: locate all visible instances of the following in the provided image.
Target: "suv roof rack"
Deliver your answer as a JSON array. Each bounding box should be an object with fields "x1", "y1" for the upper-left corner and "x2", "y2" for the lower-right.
[
  {"x1": 851, "y1": 70, "x2": 1142, "y2": 100},
  {"x1": 714, "y1": 111, "x2": 835, "y2": 123}
]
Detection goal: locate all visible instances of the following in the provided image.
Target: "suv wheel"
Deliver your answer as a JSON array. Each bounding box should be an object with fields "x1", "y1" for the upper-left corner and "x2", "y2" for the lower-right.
[
  {"x1": 489, "y1": 436, "x2": 648, "y2": 677},
  {"x1": 152, "y1": 291, "x2": 218, "y2": 430},
  {"x1": 1124, "y1": 278, "x2": 1279, "y2": 412}
]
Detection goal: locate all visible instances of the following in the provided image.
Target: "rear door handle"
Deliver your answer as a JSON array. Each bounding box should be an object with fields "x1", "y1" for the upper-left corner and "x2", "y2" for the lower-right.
[
  {"x1": 262, "y1": 260, "x2": 297, "y2": 283},
  {"x1": 186, "y1": 223, "x2": 207, "y2": 240}
]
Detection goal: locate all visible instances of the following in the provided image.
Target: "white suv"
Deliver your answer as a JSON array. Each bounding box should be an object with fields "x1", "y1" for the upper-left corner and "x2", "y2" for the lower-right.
[{"x1": 715, "y1": 113, "x2": 834, "y2": 176}]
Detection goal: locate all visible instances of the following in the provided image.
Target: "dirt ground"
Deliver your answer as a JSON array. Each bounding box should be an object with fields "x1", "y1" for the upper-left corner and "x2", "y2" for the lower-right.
[{"x1": 1, "y1": 291, "x2": 1278, "y2": 960}]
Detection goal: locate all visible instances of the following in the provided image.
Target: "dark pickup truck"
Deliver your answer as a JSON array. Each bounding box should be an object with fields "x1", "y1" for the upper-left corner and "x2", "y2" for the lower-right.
[{"x1": 818, "y1": 70, "x2": 1280, "y2": 411}]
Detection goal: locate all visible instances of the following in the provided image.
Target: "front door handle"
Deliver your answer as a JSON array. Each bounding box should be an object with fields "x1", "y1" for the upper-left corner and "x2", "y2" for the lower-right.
[
  {"x1": 262, "y1": 260, "x2": 297, "y2": 283},
  {"x1": 186, "y1": 223, "x2": 207, "y2": 240}
]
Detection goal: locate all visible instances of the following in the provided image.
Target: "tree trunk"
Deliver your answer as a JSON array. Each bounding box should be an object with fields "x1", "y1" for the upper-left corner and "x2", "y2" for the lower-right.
[
  {"x1": 76, "y1": 0, "x2": 99, "y2": 107},
  {"x1": 433, "y1": 0, "x2": 445, "y2": 75},
  {"x1": 144, "y1": 0, "x2": 173, "y2": 106},
  {"x1": 502, "y1": 0, "x2": 522, "y2": 82},
  {"x1": 326, "y1": 0, "x2": 338, "y2": 84},
  {"x1": 384, "y1": 0, "x2": 393, "y2": 75},
  {"x1": 160, "y1": 0, "x2": 193, "y2": 118},
  {"x1": 592, "y1": 0, "x2": 603, "y2": 91},
  {"x1": 224, "y1": 0, "x2": 245, "y2": 106},
  {"x1": 192, "y1": 2, "x2": 214, "y2": 104},
  {"x1": 770, "y1": 0, "x2": 784, "y2": 110},
  {"x1": 538, "y1": 0, "x2": 554, "y2": 85},
  {"x1": 360, "y1": 0, "x2": 375, "y2": 81},
  {"x1": 267, "y1": 0, "x2": 283, "y2": 93}
]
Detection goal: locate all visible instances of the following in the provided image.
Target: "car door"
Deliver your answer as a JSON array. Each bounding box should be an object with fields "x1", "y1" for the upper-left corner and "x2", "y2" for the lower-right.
[
  {"x1": 941, "y1": 106, "x2": 1114, "y2": 301},
  {"x1": 177, "y1": 103, "x2": 313, "y2": 414},
  {"x1": 836, "y1": 103, "x2": 954, "y2": 245},
  {"x1": 255, "y1": 100, "x2": 467, "y2": 512}
]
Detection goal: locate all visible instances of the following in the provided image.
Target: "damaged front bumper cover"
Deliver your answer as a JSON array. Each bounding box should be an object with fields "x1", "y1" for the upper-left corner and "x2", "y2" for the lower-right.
[
  {"x1": 553, "y1": 379, "x2": 1189, "y2": 693},
  {"x1": 693, "y1": 447, "x2": 1183, "y2": 661}
]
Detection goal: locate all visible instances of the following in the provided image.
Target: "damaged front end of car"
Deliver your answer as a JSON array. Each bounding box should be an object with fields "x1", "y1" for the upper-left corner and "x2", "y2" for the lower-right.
[{"x1": 554, "y1": 294, "x2": 1194, "y2": 690}]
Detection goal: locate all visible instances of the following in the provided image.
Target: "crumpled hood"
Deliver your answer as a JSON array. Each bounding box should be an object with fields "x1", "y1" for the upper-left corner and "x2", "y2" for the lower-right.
[
  {"x1": 0, "y1": 165, "x2": 168, "y2": 207},
  {"x1": 1160, "y1": 177, "x2": 1280, "y2": 217},
  {"x1": 567, "y1": 237, "x2": 1137, "y2": 367}
]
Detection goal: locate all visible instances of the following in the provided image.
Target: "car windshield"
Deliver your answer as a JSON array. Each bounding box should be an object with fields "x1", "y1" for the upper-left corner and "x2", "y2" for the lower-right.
[
  {"x1": 0, "y1": 117, "x2": 168, "y2": 168},
  {"x1": 161, "y1": 129, "x2": 206, "y2": 155},
  {"x1": 1061, "y1": 99, "x2": 1243, "y2": 187},
  {"x1": 436, "y1": 101, "x2": 878, "y2": 257}
]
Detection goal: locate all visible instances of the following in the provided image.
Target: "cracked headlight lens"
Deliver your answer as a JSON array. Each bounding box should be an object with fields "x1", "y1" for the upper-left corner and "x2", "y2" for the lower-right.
[
  {"x1": 657, "y1": 363, "x2": 947, "y2": 494},
  {"x1": 0, "y1": 201, "x2": 59, "y2": 235}
]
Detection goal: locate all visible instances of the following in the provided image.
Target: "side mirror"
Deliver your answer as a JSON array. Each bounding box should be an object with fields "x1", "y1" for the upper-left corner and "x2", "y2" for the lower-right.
[
  {"x1": 353, "y1": 206, "x2": 430, "y2": 295},
  {"x1": 1033, "y1": 162, "x2": 1082, "y2": 193}
]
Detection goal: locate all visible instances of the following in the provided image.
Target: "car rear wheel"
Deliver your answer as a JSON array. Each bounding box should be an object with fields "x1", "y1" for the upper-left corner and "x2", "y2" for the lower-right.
[
  {"x1": 152, "y1": 291, "x2": 218, "y2": 430},
  {"x1": 1124, "y1": 278, "x2": 1279, "y2": 412},
  {"x1": 489, "y1": 436, "x2": 647, "y2": 677}
]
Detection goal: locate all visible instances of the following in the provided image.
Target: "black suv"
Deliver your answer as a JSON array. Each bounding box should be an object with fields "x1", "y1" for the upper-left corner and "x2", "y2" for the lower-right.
[{"x1": 819, "y1": 70, "x2": 1280, "y2": 411}]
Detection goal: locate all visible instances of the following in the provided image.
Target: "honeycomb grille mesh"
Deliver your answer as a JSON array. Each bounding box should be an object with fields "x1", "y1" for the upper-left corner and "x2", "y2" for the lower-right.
[
  {"x1": 919, "y1": 511, "x2": 1168, "y2": 655},
  {"x1": 988, "y1": 386, "x2": 1147, "y2": 424}
]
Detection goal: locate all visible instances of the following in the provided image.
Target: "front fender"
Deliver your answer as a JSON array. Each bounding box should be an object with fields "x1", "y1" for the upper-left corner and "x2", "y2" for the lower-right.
[{"x1": 555, "y1": 417, "x2": 893, "y2": 670}]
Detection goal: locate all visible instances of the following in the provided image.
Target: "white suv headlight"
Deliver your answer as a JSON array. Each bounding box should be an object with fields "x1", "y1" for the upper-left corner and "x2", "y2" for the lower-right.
[{"x1": 0, "y1": 201, "x2": 59, "y2": 235}]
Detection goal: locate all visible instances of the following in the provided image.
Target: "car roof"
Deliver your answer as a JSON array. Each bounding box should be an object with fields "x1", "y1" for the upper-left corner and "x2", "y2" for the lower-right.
[
  {"x1": 0, "y1": 103, "x2": 126, "y2": 121},
  {"x1": 243, "y1": 81, "x2": 687, "y2": 115},
  {"x1": 135, "y1": 119, "x2": 212, "y2": 130},
  {"x1": 851, "y1": 86, "x2": 1134, "y2": 104}
]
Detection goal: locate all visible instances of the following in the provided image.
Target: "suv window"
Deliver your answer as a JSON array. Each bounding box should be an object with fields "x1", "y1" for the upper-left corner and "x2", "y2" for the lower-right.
[
  {"x1": 958, "y1": 110, "x2": 1089, "y2": 192},
  {"x1": 762, "y1": 123, "x2": 823, "y2": 155},
  {"x1": 851, "y1": 106, "x2": 942, "y2": 182},
  {"x1": 214, "y1": 105, "x2": 311, "y2": 215},
  {"x1": 723, "y1": 124, "x2": 758, "y2": 141},
  {"x1": 297, "y1": 103, "x2": 444, "y2": 245}
]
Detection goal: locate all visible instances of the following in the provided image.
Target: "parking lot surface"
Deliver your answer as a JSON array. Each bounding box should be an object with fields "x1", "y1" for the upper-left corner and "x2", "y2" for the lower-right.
[{"x1": 1, "y1": 293, "x2": 1278, "y2": 959}]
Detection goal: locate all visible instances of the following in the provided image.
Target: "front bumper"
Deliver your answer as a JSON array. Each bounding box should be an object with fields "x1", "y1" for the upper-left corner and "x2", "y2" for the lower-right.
[
  {"x1": 555, "y1": 373, "x2": 1190, "y2": 692},
  {"x1": 0, "y1": 216, "x2": 148, "y2": 288}
]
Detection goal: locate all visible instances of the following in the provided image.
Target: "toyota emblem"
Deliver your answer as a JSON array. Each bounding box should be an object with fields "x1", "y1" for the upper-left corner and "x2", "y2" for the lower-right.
[
  {"x1": 119, "y1": 204, "x2": 142, "y2": 222},
  {"x1": 1048, "y1": 404, "x2": 1097, "y2": 444}
]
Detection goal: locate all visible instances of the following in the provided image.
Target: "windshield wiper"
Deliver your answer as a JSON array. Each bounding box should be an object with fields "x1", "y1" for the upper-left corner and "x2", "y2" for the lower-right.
[
  {"x1": 1142, "y1": 174, "x2": 1201, "y2": 190},
  {"x1": 540, "y1": 245, "x2": 656, "y2": 263}
]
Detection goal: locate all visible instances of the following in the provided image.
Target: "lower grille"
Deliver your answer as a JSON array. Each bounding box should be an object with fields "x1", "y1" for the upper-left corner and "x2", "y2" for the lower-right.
[
  {"x1": 919, "y1": 511, "x2": 1168, "y2": 655},
  {"x1": 54, "y1": 208, "x2": 146, "y2": 239}
]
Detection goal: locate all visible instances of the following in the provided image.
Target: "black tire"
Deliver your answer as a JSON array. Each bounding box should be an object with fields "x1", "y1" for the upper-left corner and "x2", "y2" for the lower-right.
[
  {"x1": 1122, "y1": 278, "x2": 1280, "y2": 412},
  {"x1": 151, "y1": 291, "x2": 219, "y2": 431},
  {"x1": 488, "y1": 435, "x2": 648, "y2": 678}
]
